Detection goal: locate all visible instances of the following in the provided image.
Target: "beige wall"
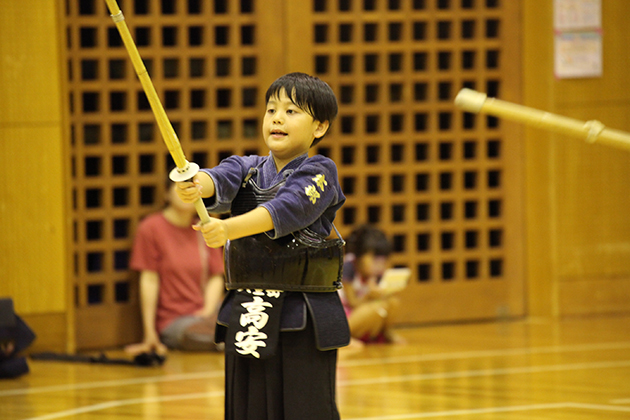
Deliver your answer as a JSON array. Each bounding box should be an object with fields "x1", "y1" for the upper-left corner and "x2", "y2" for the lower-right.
[
  {"x1": 523, "y1": 0, "x2": 630, "y2": 317},
  {"x1": 0, "y1": 0, "x2": 73, "y2": 351}
]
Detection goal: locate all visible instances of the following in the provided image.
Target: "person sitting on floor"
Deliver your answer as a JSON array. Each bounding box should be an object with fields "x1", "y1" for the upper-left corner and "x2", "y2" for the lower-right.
[
  {"x1": 340, "y1": 225, "x2": 405, "y2": 345},
  {"x1": 125, "y1": 180, "x2": 225, "y2": 354}
]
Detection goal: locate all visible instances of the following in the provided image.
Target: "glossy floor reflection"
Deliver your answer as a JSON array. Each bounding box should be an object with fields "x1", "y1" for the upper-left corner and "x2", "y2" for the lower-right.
[{"x1": 2, "y1": 315, "x2": 630, "y2": 419}]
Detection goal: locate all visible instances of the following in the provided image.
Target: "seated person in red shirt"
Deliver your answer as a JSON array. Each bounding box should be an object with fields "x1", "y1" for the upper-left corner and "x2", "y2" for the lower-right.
[{"x1": 125, "y1": 181, "x2": 225, "y2": 354}]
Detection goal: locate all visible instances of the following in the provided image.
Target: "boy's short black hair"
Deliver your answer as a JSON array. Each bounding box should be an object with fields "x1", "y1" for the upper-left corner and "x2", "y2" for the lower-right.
[
  {"x1": 265, "y1": 72, "x2": 338, "y2": 145},
  {"x1": 345, "y1": 225, "x2": 392, "y2": 258}
]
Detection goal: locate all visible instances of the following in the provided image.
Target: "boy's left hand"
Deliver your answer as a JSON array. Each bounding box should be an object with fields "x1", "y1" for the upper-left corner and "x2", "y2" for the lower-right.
[
  {"x1": 194, "y1": 218, "x2": 229, "y2": 248},
  {"x1": 175, "y1": 178, "x2": 203, "y2": 203}
]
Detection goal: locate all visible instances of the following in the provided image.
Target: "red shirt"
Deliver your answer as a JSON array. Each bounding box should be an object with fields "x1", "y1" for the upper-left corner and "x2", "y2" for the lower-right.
[{"x1": 130, "y1": 213, "x2": 224, "y2": 332}]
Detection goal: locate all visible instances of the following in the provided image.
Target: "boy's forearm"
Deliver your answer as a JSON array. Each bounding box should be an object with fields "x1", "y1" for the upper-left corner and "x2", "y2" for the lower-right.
[
  {"x1": 224, "y1": 206, "x2": 274, "y2": 240},
  {"x1": 195, "y1": 171, "x2": 216, "y2": 198}
]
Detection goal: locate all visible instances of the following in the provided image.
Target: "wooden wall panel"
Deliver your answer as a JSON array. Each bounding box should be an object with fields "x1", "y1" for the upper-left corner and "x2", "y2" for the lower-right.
[
  {"x1": 0, "y1": 2, "x2": 63, "y2": 124},
  {"x1": 64, "y1": 0, "x2": 276, "y2": 349},
  {"x1": 305, "y1": 0, "x2": 526, "y2": 324},
  {"x1": 6, "y1": 0, "x2": 628, "y2": 354},
  {"x1": 75, "y1": 305, "x2": 141, "y2": 349},
  {"x1": 0, "y1": 127, "x2": 68, "y2": 314},
  {"x1": 559, "y1": 277, "x2": 630, "y2": 316},
  {"x1": 523, "y1": 0, "x2": 630, "y2": 317},
  {"x1": 21, "y1": 313, "x2": 68, "y2": 354},
  {"x1": 63, "y1": 0, "x2": 527, "y2": 349},
  {"x1": 0, "y1": 0, "x2": 73, "y2": 351}
]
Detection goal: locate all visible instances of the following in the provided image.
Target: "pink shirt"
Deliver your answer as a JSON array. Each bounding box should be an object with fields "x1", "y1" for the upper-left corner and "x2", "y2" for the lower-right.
[{"x1": 130, "y1": 213, "x2": 224, "y2": 332}]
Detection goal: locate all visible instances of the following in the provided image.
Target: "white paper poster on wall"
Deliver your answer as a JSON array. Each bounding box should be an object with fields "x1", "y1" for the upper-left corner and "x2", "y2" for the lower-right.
[
  {"x1": 553, "y1": 0, "x2": 602, "y2": 79},
  {"x1": 554, "y1": 31, "x2": 602, "y2": 79},
  {"x1": 554, "y1": 0, "x2": 601, "y2": 30}
]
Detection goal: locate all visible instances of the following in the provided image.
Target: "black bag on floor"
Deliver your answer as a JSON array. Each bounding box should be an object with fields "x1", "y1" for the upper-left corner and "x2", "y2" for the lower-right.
[{"x1": 0, "y1": 298, "x2": 36, "y2": 378}]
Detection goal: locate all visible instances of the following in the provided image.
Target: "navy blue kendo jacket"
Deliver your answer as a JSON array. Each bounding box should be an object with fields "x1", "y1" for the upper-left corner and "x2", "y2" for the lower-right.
[{"x1": 201, "y1": 153, "x2": 350, "y2": 350}]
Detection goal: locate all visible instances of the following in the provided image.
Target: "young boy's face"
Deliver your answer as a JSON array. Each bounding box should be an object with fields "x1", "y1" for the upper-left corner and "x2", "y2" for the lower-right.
[{"x1": 262, "y1": 88, "x2": 329, "y2": 169}]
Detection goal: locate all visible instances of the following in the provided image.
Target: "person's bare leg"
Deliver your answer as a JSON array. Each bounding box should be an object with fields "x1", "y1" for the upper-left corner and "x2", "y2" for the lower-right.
[
  {"x1": 348, "y1": 301, "x2": 387, "y2": 339},
  {"x1": 382, "y1": 295, "x2": 406, "y2": 344}
]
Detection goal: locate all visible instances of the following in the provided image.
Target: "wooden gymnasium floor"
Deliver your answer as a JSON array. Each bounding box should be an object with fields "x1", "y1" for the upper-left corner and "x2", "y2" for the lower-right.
[{"x1": 3, "y1": 314, "x2": 630, "y2": 420}]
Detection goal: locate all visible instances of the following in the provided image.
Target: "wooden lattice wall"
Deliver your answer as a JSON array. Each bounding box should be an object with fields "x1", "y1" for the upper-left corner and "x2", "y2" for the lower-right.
[{"x1": 65, "y1": 0, "x2": 524, "y2": 349}]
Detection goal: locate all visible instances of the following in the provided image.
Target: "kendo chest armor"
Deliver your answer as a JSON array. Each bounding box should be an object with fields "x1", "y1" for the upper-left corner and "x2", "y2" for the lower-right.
[{"x1": 224, "y1": 170, "x2": 344, "y2": 292}]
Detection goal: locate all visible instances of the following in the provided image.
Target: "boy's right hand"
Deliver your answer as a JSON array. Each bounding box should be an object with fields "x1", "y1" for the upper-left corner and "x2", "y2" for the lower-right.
[{"x1": 175, "y1": 178, "x2": 203, "y2": 203}]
